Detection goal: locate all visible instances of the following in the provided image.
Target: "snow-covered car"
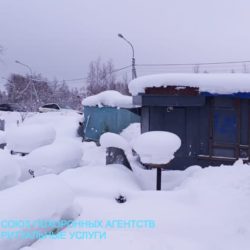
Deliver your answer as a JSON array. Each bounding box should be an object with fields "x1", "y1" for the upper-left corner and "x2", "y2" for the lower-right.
[{"x1": 38, "y1": 103, "x2": 61, "y2": 113}]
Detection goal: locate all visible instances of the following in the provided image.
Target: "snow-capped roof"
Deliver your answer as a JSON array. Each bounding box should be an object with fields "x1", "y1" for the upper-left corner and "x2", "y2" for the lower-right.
[
  {"x1": 82, "y1": 90, "x2": 133, "y2": 108},
  {"x1": 129, "y1": 73, "x2": 250, "y2": 95}
]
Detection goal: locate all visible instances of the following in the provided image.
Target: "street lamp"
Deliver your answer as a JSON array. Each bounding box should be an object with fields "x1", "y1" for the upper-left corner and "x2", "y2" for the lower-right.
[
  {"x1": 15, "y1": 60, "x2": 32, "y2": 76},
  {"x1": 118, "y1": 33, "x2": 137, "y2": 79},
  {"x1": 15, "y1": 60, "x2": 39, "y2": 103}
]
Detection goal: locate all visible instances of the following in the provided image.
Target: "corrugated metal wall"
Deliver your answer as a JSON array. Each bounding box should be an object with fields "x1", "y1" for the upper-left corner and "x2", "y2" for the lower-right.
[{"x1": 83, "y1": 106, "x2": 140, "y2": 142}]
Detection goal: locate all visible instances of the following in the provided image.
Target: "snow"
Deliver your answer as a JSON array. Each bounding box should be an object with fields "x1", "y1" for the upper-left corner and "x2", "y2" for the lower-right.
[
  {"x1": 0, "y1": 111, "x2": 21, "y2": 128},
  {"x1": 0, "y1": 130, "x2": 6, "y2": 144},
  {"x1": 131, "y1": 131, "x2": 181, "y2": 165},
  {"x1": 23, "y1": 164, "x2": 250, "y2": 250},
  {"x1": 6, "y1": 124, "x2": 56, "y2": 153},
  {"x1": 120, "y1": 123, "x2": 141, "y2": 142},
  {"x1": 0, "y1": 150, "x2": 21, "y2": 190},
  {"x1": 100, "y1": 132, "x2": 133, "y2": 160},
  {"x1": 23, "y1": 111, "x2": 82, "y2": 140},
  {"x1": 128, "y1": 73, "x2": 250, "y2": 95},
  {"x1": 60, "y1": 164, "x2": 141, "y2": 198},
  {"x1": 82, "y1": 90, "x2": 133, "y2": 108},
  {"x1": 1, "y1": 110, "x2": 250, "y2": 250},
  {"x1": 81, "y1": 141, "x2": 106, "y2": 166},
  {"x1": 20, "y1": 140, "x2": 83, "y2": 180},
  {"x1": 0, "y1": 174, "x2": 80, "y2": 250}
]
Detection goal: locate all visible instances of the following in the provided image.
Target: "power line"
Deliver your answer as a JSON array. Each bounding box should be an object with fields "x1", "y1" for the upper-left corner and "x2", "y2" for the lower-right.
[
  {"x1": 62, "y1": 65, "x2": 132, "y2": 83},
  {"x1": 136, "y1": 60, "x2": 250, "y2": 67}
]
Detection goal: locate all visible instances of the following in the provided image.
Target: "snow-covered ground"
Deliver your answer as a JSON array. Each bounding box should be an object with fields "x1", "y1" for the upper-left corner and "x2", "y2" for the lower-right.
[{"x1": 0, "y1": 111, "x2": 250, "y2": 250}]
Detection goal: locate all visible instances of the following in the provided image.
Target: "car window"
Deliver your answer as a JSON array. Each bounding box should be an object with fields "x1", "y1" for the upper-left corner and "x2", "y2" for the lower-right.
[{"x1": 43, "y1": 104, "x2": 59, "y2": 109}]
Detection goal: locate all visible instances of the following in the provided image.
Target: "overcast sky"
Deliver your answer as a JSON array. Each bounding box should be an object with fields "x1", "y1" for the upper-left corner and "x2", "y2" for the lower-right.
[{"x1": 1, "y1": 0, "x2": 250, "y2": 88}]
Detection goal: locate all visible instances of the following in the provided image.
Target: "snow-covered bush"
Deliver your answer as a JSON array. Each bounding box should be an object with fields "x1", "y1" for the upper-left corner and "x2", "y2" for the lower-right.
[
  {"x1": 21, "y1": 140, "x2": 83, "y2": 179},
  {"x1": 131, "y1": 131, "x2": 181, "y2": 165},
  {"x1": 6, "y1": 124, "x2": 56, "y2": 154},
  {"x1": 0, "y1": 175, "x2": 80, "y2": 250},
  {"x1": 100, "y1": 132, "x2": 133, "y2": 160}
]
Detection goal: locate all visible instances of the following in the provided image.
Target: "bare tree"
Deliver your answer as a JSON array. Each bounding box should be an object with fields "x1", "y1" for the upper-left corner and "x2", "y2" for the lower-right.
[
  {"x1": 86, "y1": 58, "x2": 130, "y2": 96},
  {"x1": 4, "y1": 73, "x2": 83, "y2": 111}
]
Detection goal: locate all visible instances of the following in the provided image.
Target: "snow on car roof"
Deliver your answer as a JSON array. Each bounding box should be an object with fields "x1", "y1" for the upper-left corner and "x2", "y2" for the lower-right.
[
  {"x1": 82, "y1": 90, "x2": 133, "y2": 108},
  {"x1": 128, "y1": 73, "x2": 250, "y2": 95}
]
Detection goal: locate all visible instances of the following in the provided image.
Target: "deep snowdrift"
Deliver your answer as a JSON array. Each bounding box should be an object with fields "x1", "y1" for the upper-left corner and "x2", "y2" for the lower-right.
[
  {"x1": 0, "y1": 150, "x2": 21, "y2": 190},
  {"x1": 26, "y1": 163, "x2": 250, "y2": 250},
  {"x1": 21, "y1": 140, "x2": 83, "y2": 179},
  {"x1": 1, "y1": 108, "x2": 250, "y2": 250},
  {"x1": 6, "y1": 124, "x2": 56, "y2": 153},
  {"x1": 59, "y1": 164, "x2": 141, "y2": 198},
  {"x1": 0, "y1": 175, "x2": 80, "y2": 250}
]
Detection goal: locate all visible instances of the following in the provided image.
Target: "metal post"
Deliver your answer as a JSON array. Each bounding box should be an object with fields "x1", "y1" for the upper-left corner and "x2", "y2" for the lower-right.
[
  {"x1": 0, "y1": 119, "x2": 5, "y2": 131},
  {"x1": 132, "y1": 57, "x2": 137, "y2": 79},
  {"x1": 15, "y1": 60, "x2": 40, "y2": 103},
  {"x1": 156, "y1": 168, "x2": 162, "y2": 190},
  {"x1": 118, "y1": 33, "x2": 137, "y2": 79}
]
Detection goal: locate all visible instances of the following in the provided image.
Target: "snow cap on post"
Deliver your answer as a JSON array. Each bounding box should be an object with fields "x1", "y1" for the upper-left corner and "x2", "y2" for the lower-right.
[{"x1": 131, "y1": 131, "x2": 181, "y2": 165}]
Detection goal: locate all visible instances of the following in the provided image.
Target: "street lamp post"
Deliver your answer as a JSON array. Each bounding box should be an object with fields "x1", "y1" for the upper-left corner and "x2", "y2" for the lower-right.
[
  {"x1": 15, "y1": 60, "x2": 39, "y2": 103},
  {"x1": 118, "y1": 33, "x2": 137, "y2": 79}
]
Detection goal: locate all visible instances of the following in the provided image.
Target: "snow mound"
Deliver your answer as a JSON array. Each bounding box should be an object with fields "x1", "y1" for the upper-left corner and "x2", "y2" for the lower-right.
[
  {"x1": 16, "y1": 165, "x2": 250, "y2": 250},
  {"x1": 22, "y1": 140, "x2": 83, "y2": 178},
  {"x1": 60, "y1": 164, "x2": 141, "y2": 198},
  {"x1": 0, "y1": 111, "x2": 21, "y2": 128},
  {"x1": 82, "y1": 90, "x2": 133, "y2": 108},
  {"x1": 23, "y1": 111, "x2": 82, "y2": 139},
  {"x1": 81, "y1": 141, "x2": 106, "y2": 166},
  {"x1": 131, "y1": 131, "x2": 181, "y2": 164},
  {"x1": 6, "y1": 124, "x2": 56, "y2": 153},
  {"x1": 0, "y1": 150, "x2": 21, "y2": 190},
  {"x1": 129, "y1": 73, "x2": 250, "y2": 95},
  {"x1": 0, "y1": 175, "x2": 79, "y2": 250},
  {"x1": 120, "y1": 123, "x2": 141, "y2": 142},
  {"x1": 0, "y1": 130, "x2": 6, "y2": 144},
  {"x1": 100, "y1": 132, "x2": 133, "y2": 160}
]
